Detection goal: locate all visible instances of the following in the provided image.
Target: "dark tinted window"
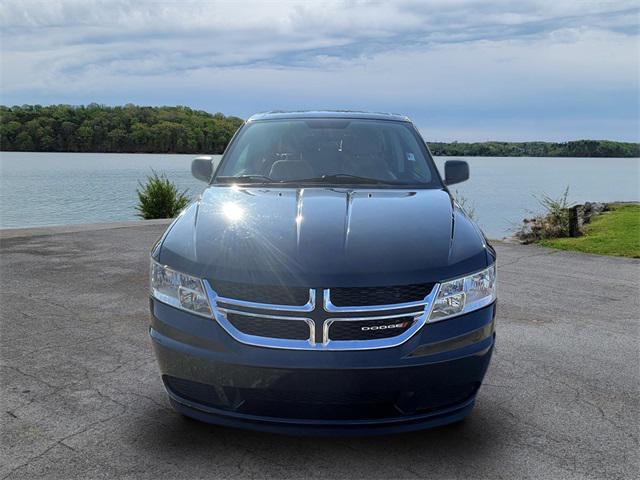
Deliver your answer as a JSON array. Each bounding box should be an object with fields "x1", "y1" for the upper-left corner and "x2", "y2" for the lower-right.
[{"x1": 216, "y1": 119, "x2": 441, "y2": 187}]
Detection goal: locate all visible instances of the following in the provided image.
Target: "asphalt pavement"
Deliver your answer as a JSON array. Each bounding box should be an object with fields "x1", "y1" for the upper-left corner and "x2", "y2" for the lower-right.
[{"x1": 1, "y1": 221, "x2": 638, "y2": 479}]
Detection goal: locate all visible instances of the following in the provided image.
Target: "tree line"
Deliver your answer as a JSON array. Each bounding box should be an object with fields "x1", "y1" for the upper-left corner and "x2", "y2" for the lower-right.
[
  {"x1": 1, "y1": 104, "x2": 638, "y2": 157},
  {"x1": 428, "y1": 140, "x2": 639, "y2": 158},
  {"x1": 0, "y1": 104, "x2": 243, "y2": 154}
]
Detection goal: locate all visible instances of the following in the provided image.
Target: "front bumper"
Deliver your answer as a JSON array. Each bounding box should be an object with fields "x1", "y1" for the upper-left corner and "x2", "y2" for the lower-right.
[{"x1": 149, "y1": 299, "x2": 496, "y2": 435}]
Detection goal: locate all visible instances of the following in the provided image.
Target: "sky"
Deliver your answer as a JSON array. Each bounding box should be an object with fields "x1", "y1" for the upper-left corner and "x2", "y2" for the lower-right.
[{"x1": 1, "y1": 0, "x2": 639, "y2": 142}]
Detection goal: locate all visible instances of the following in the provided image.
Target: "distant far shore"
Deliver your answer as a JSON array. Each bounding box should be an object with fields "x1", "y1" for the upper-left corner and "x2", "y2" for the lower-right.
[
  {"x1": 2, "y1": 150, "x2": 639, "y2": 159},
  {"x1": 2, "y1": 104, "x2": 639, "y2": 158},
  {"x1": 428, "y1": 140, "x2": 639, "y2": 158}
]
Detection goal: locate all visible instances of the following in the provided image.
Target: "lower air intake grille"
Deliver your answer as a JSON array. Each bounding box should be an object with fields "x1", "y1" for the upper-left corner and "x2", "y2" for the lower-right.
[
  {"x1": 164, "y1": 375, "x2": 479, "y2": 420},
  {"x1": 329, "y1": 316, "x2": 416, "y2": 341},
  {"x1": 164, "y1": 375, "x2": 224, "y2": 408},
  {"x1": 211, "y1": 280, "x2": 309, "y2": 306},
  {"x1": 226, "y1": 312, "x2": 310, "y2": 340},
  {"x1": 329, "y1": 283, "x2": 434, "y2": 307}
]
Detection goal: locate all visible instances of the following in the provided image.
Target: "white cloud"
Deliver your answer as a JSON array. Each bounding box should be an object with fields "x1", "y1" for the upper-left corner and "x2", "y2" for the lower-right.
[{"x1": 1, "y1": 0, "x2": 638, "y2": 140}]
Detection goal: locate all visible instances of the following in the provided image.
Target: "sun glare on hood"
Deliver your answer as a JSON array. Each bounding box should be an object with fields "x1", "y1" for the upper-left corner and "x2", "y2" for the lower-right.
[{"x1": 222, "y1": 202, "x2": 244, "y2": 222}]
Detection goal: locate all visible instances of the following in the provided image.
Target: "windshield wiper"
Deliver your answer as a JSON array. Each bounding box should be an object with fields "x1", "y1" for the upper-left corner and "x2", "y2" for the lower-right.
[
  {"x1": 215, "y1": 175, "x2": 274, "y2": 183},
  {"x1": 291, "y1": 174, "x2": 400, "y2": 185},
  {"x1": 216, "y1": 173, "x2": 402, "y2": 186}
]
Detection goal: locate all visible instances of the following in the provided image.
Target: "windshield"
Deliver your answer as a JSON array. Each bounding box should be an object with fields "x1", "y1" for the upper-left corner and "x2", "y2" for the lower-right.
[{"x1": 214, "y1": 119, "x2": 442, "y2": 187}]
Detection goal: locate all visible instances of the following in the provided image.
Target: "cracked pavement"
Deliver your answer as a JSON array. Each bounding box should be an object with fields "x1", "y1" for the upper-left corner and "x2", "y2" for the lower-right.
[{"x1": 1, "y1": 222, "x2": 638, "y2": 479}]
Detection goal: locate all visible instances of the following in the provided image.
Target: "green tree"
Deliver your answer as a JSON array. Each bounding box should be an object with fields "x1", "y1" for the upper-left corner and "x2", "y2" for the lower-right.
[
  {"x1": 1, "y1": 104, "x2": 637, "y2": 157},
  {"x1": 0, "y1": 104, "x2": 243, "y2": 154}
]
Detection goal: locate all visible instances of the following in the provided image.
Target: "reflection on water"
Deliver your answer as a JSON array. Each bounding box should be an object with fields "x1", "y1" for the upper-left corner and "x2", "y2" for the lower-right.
[{"x1": 1, "y1": 152, "x2": 638, "y2": 238}]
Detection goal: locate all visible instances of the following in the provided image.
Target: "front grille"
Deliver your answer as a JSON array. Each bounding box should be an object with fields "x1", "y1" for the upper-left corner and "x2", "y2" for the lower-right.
[
  {"x1": 206, "y1": 282, "x2": 437, "y2": 350},
  {"x1": 329, "y1": 316, "x2": 416, "y2": 341},
  {"x1": 211, "y1": 280, "x2": 309, "y2": 306},
  {"x1": 225, "y1": 312, "x2": 310, "y2": 340},
  {"x1": 329, "y1": 283, "x2": 435, "y2": 307}
]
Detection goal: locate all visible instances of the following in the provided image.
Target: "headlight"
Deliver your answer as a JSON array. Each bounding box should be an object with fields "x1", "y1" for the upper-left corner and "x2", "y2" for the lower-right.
[
  {"x1": 430, "y1": 264, "x2": 496, "y2": 322},
  {"x1": 150, "y1": 260, "x2": 212, "y2": 316}
]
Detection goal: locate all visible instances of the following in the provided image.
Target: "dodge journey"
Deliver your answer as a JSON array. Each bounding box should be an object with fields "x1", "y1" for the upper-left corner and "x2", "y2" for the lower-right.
[{"x1": 149, "y1": 111, "x2": 497, "y2": 434}]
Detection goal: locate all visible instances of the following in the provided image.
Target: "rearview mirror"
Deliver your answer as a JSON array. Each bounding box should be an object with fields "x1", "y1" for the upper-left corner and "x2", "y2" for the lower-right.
[
  {"x1": 191, "y1": 156, "x2": 214, "y2": 183},
  {"x1": 444, "y1": 160, "x2": 469, "y2": 185}
]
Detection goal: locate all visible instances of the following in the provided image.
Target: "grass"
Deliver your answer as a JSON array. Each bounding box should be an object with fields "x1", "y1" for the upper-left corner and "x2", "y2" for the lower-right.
[{"x1": 539, "y1": 204, "x2": 640, "y2": 258}]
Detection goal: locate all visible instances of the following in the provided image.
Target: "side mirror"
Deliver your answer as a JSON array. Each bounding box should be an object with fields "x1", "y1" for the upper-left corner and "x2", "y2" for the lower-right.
[
  {"x1": 444, "y1": 160, "x2": 469, "y2": 185},
  {"x1": 191, "y1": 156, "x2": 214, "y2": 183}
]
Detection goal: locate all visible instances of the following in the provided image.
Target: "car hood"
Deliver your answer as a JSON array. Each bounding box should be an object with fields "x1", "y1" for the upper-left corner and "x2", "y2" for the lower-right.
[{"x1": 158, "y1": 185, "x2": 489, "y2": 287}]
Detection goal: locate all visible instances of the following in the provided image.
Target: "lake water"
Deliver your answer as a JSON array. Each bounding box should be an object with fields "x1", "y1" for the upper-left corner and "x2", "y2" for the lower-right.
[{"x1": 1, "y1": 152, "x2": 638, "y2": 238}]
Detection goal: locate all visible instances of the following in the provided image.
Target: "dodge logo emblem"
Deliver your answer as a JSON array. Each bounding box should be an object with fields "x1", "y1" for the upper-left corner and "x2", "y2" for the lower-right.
[{"x1": 361, "y1": 322, "x2": 409, "y2": 331}]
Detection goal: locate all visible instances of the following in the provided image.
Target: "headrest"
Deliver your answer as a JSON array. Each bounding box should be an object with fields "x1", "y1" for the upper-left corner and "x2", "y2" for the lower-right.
[
  {"x1": 341, "y1": 128, "x2": 382, "y2": 156},
  {"x1": 269, "y1": 160, "x2": 315, "y2": 181}
]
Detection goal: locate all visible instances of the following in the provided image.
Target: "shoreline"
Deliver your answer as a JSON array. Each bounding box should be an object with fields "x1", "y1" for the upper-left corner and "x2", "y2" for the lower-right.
[
  {"x1": 1, "y1": 150, "x2": 639, "y2": 159},
  {"x1": 0, "y1": 219, "x2": 172, "y2": 240},
  {"x1": 2, "y1": 202, "x2": 638, "y2": 241}
]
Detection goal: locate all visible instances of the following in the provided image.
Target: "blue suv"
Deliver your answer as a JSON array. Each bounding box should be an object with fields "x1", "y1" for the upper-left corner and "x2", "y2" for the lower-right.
[{"x1": 149, "y1": 111, "x2": 496, "y2": 434}]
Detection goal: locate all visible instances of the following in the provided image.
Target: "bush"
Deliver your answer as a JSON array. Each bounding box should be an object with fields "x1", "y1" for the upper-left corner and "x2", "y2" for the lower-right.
[
  {"x1": 136, "y1": 171, "x2": 190, "y2": 219},
  {"x1": 533, "y1": 186, "x2": 571, "y2": 237},
  {"x1": 515, "y1": 186, "x2": 573, "y2": 242}
]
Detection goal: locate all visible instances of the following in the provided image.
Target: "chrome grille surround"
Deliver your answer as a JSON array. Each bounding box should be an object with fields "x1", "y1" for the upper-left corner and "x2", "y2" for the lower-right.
[
  {"x1": 203, "y1": 281, "x2": 440, "y2": 351},
  {"x1": 322, "y1": 311, "x2": 426, "y2": 350},
  {"x1": 216, "y1": 307, "x2": 316, "y2": 349},
  {"x1": 323, "y1": 288, "x2": 433, "y2": 313},
  {"x1": 216, "y1": 288, "x2": 316, "y2": 312}
]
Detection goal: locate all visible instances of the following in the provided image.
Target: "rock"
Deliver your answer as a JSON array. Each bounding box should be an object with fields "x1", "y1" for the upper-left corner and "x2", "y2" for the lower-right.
[
  {"x1": 512, "y1": 202, "x2": 611, "y2": 242},
  {"x1": 580, "y1": 202, "x2": 608, "y2": 225}
]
